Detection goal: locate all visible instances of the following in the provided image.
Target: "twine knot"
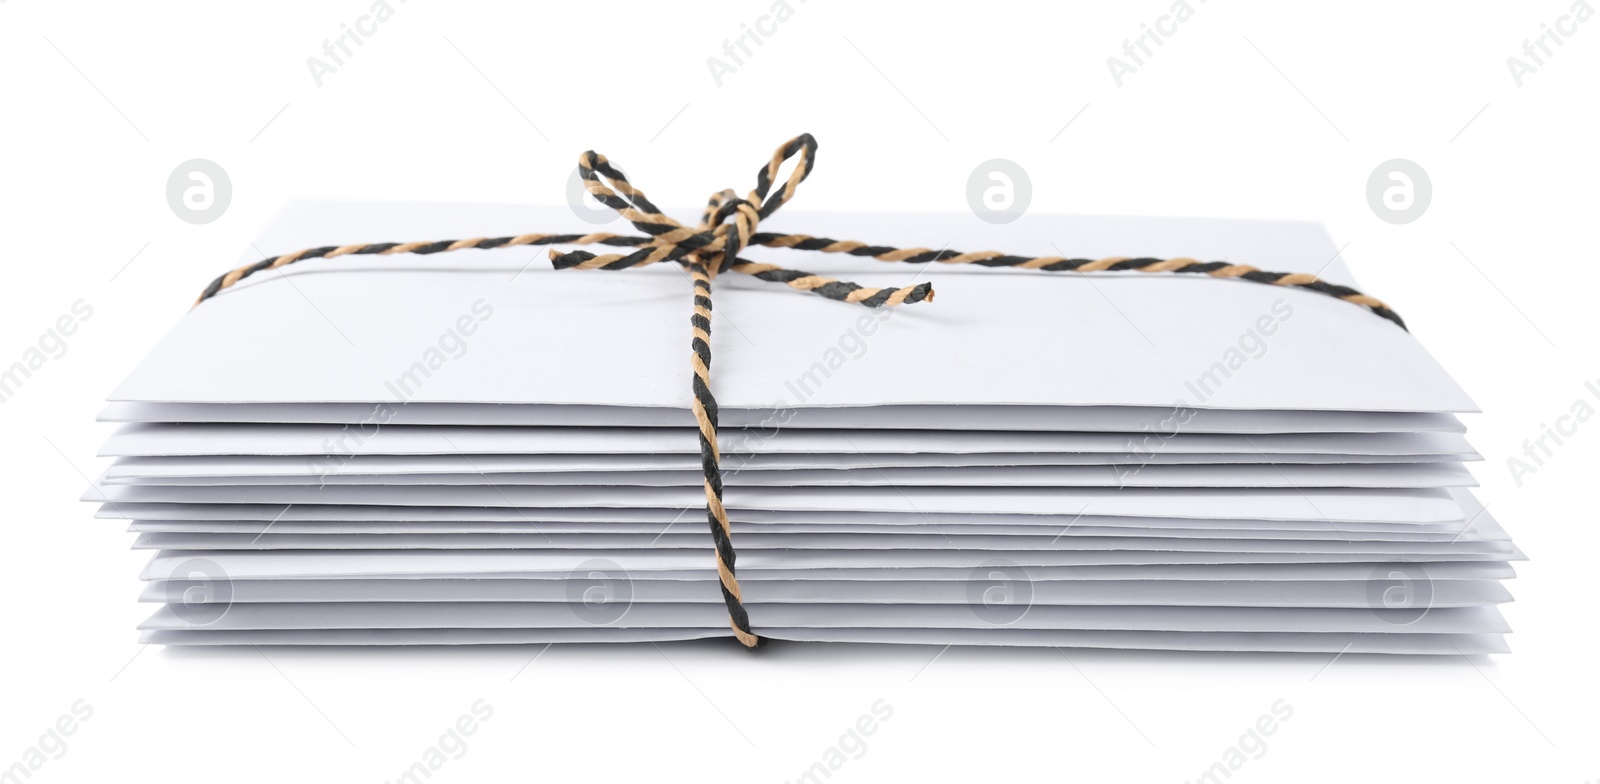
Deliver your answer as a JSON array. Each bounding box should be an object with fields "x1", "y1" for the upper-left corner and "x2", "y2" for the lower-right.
[
  {"x1": 549, "y1": 133, "x2": 936, "y2": 308},
  {"x1": 553, "y1": 136, "x2": 796, "y2": 279}
]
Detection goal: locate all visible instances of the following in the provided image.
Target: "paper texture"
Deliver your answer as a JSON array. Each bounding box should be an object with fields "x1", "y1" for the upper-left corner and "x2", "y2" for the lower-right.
[{"x1": 94, "y1": 202, "x2": 1510, "y2": 653}]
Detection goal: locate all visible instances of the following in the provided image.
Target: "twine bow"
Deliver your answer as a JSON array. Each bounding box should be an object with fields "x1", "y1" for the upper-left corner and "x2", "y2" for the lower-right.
[{"x1": 192, "y1": 133, "x2": 1405, "y2": 649}]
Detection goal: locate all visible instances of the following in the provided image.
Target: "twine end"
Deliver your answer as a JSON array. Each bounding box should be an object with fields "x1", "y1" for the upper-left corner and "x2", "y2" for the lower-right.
[{"x1": 551, "y1": 249, "x2": 595, "y2": 270}]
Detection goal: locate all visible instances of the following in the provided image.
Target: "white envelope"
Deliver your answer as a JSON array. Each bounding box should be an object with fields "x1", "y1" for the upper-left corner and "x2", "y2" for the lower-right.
[
  {"x1": 140, "y1": 549, "x2": 1517, "y2": 582},
  {"x1": 138, "y1": 548, "x2": 1516, "y2": 581},
  {"x1": 141, "y1": 576, "x2": 1512, "y2": 608},
  {"x1": 109, "y1": 202, "x2": 1475, "y2": 414},
  {"x1": 98, "y1": 422, "x2": 1477, "y2": 457},
  {"x1": 99, "y1": 401, "x2": 1464, "y2": 434},
  {"x1": 92, "y1": 483, "x2": 1469, "y2": 523},
  {"x1": 135, "y1": 627, "x2": 1510, "y2": 655},
  {"x1": 123, "y1": 520, "x2": 1506, "y2": 542},
  {"x1": 104, "y1": 462, "x2": 1477, "y2": 489},
  {"x1": 130, "y1": 530, "x2": 1515, "y2": 554},
  {"x1": 99, "y1": 450, "x2": 1476, "y2": 480},
  {"x1": 136, "y1": 600, "x2": 1508, "y2": 635}
]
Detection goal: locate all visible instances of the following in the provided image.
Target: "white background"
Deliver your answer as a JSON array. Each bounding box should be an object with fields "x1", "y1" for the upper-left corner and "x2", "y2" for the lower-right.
[{"x1": 2, "y1": 1, "x2": 1597, "y2": 781}]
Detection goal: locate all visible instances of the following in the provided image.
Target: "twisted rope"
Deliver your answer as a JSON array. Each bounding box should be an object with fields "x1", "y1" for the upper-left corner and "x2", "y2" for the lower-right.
[{"x1": 191, "y1": 133, "x2": 1406, "y2": 648}]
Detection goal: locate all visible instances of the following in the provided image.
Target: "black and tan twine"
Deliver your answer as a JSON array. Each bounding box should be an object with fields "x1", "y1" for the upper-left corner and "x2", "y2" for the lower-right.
[{"x1": 192, "y1": 133, "x2": 1406, "y2": 648}]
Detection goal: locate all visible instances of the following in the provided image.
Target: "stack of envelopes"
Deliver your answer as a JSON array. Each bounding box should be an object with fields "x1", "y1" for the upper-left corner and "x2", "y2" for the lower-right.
[{"x1": 92, "y1": 202, "x2": 1518, "y2": 653}]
